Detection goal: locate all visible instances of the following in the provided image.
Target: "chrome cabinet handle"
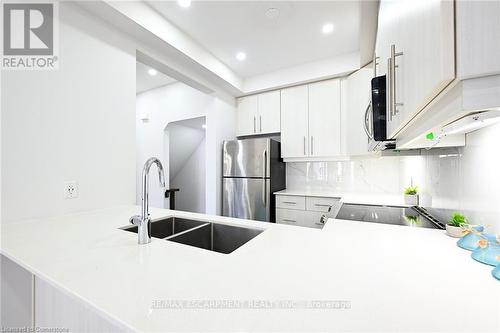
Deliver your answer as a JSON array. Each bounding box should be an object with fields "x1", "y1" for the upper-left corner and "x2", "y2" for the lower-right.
[
  {"x1": 363, "y1": 102, "x2": 374, "y2": 140},
  {"x1": 259, "y1": 116, "x2": 262, "y2": 132},
  {"x1": 390, "y1": 44, "x2": 404, "y2": 117},
  {"x1": 283, "y1": 201, "x2": 296, "y2": 205},
  {"x1": 310, "y1": 136, "x2": 314, "y2": 155},
  {"x1": 315, "y1": 204, "x2": 332, "y2": 207},
  {"x1": 253, "y1": 116, "x2": 256, "y2": 133},
  {"x1": 282, "y1": 219, "x2": 297, "y2": 223},
  {"x1": 303, "y1": 136, "x2": 306, "y2": 155},
  {"x1": 387, "y1": 57, "x2": 393, "y2": 121}
]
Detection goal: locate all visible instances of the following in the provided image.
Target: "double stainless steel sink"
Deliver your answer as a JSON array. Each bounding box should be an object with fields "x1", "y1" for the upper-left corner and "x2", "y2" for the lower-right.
[{"x1": 121, "y1": 217, "x2": 263, "y2": 254}]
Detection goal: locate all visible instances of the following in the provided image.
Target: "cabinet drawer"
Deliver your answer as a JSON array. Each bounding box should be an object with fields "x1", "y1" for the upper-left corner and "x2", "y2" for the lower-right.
[
  {"x1": 276, "y1": 209, "x2": 324, "y2": 229},
  {"x1": 276, "y1": 195, "x2": 306, "y2": 210},
  {"x1": 276, "y1": 208, "x2": 305, "y2": 226},
  {"x1": 306, "y1": 197, "x2": 341, "y2": 213}
]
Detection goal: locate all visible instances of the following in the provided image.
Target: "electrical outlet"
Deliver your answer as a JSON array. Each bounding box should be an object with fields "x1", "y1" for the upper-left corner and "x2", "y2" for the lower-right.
[{"x1": 64, "y1": 181, "x2": 79, "y2": 199}]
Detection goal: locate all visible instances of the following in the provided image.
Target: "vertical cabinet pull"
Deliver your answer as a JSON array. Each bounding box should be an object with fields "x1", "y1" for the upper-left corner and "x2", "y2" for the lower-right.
[
  {"x1": 259, "y1": 115, "x2": 262, "y2": 132},
  {"x1": 390, "y1": 44, "x2": 404, "y2": 117},
  {"x1": 303, "y1": 136, "x2": 307, "y2": 155},
  {"x1": 387, "y1": 57, "x2": 393, "y2": 121},
  {"x1": 310, "y1": 136, "x2": 314, "y2": 155},
  {"x1": 253, "y1": 116, "x2": 256, "y2": 133}
]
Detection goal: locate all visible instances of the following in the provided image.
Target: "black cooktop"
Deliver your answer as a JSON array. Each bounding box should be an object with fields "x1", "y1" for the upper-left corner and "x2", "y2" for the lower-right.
[{"x1": 335, "y1": 204, "x2": 446, "y2": 229}]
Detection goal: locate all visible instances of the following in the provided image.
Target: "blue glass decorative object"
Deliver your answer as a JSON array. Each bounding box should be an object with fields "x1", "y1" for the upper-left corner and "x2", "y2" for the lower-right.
[
  {"x1": 492, "y1": 264, "x2": 500, "y2": 281},
  {"x1": 471, "y1": 234, "x2": 500, "y2": 266},
  {"x1": 457, "y1": 225, "x2": 485, "y2": 251}
]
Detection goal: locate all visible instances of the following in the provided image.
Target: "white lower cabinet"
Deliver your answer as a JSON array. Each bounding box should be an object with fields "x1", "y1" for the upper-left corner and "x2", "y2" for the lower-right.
[
  {"x1": 306, "y1": 196, "x2": 342, "y2": 215},
  {"x1": 35, "y1": 277, "x2": 126, "y2": 332},
  {"x1": 276, "y1": 208, "x2": 324, "y2": 229},
  {"x1": 276, "y1": 194, "x2": 340, "y2": 229}
]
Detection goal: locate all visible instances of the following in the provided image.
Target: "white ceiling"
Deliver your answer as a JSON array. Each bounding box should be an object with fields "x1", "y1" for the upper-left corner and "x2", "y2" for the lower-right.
[
  {"x1": 136, "y1": 61, "x2": 177, "y2": 94},
  {"x1": 147, "y1": 1, "x2": 362, "y2": 78}
]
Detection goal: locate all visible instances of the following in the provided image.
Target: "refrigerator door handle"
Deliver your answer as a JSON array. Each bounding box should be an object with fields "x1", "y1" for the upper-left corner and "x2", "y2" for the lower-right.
[
  {"x1": 262, "y1": 180, "x2": 266, "y2": 206},
  {"x1": 262, "y1": 149, "x2": 267, "y2": 206},
  {"x1": 262, "y1": 149, "x2": 267, "y2": 178}
]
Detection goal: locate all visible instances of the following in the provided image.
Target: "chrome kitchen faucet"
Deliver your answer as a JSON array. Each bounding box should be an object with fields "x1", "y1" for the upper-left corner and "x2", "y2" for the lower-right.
[{"x1": 129, "y1": 157, "x2": 165, "y2": 244}]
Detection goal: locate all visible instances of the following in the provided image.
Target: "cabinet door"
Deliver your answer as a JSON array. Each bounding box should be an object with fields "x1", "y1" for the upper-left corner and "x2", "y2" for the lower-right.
[
  {"x1": 377, "y1": 0, "x2": 405, "y2": 139},
  {"x1": 258, "y1": 91, "x2": 280, "y2": 134},
  {"x1": 402, "y1": 0, "x2": 454, "y2": 124},
  {"x1": 380, "y1": 0, "x2": 455, "y2": 138},
  {"x1": 308, "y1": 80, "x2": 341, "y2": 157},
  {"x1": 456, "y1": 0, "x2": 500, "y2": 78},
  {"x1": 236, "y1": 95, "x2": 258, "y2": 136},
  {"x1": 343, "y1": 67, "x2": 373, "y2": 155},
  {"x1": 280, "y1": 85, "x2": 309, "y2": 158},
  {"x1": 276, "y1": 208, "x2": 306, "y2": 226}
]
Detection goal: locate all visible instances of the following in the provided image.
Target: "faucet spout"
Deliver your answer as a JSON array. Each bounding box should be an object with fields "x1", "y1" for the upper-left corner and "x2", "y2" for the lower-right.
[{"x1": 130, "y1": 157, "x2": 165, "y2": 245}]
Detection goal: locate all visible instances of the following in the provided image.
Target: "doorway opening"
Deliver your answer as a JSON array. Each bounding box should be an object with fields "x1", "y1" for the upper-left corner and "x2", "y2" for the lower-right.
[{"x1": 165, "y1": 117, "x2": 207, "y2": 213}]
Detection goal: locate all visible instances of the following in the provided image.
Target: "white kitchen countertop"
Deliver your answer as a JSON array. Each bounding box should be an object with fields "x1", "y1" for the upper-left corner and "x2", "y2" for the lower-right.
[
  {"x1": 1, "y1": 205, "x2": 499, "y2": 332},
  {"x1": 274, "y1": 189, "x2": 409, "y2": 206}
]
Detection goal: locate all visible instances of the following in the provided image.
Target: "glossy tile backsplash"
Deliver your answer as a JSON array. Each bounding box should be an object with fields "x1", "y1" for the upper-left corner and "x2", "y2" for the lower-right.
[{"x1": 286, "y1": 122, "x2": 500, "y2": 233}]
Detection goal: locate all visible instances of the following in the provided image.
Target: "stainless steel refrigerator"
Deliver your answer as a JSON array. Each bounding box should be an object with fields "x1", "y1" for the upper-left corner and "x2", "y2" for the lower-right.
[{"x1": 222, "y1": 138, "x2": 286, "y2": 222}]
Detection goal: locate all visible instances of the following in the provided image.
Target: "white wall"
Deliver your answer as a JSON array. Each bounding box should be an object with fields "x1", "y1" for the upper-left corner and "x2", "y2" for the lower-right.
[
  {"x1": 1, "y1": 2, "x2": 136, "y2": 223},
  {"x1": 287, "y1": 123, "x2": 500, "y2": 233},
  {"x1": 170, "y1": 137, "x2": 206, "y2": 213},
  {"x1": 136, "y1": 82, "x2": 236, "y2": 215},
  {"x1": 167, "y1": 119, "x2": 206, "y2": 213}
]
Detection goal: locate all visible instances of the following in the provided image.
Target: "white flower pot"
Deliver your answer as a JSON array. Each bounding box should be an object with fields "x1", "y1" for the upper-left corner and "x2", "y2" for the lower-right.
[
  {"x1": 404, "y1": 194, "x2": 419, "y2": 206},
  {"x1": 446, "y1": 224, "x2": 464, "y2": 238}
]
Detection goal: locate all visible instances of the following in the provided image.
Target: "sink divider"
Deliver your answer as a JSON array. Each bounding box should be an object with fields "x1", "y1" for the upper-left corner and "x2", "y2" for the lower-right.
[{"x1": 164, "y1": 222, "x2": 211, "y2": 240}]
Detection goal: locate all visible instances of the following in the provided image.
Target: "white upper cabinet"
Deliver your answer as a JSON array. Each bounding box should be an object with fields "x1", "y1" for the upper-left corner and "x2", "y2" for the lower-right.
[
  {"x1": 258, "y1": 90, "x2": 281, "y2": 134},
  {"x1": 308, "y1": 80, "x2": 341, "y2": 157},
  {"x1": 281, "y1": 85, "x2": 309, "y2": 158},
  {"x1": 377, "y1": 0, "x2": 455, "y2": 139},
  {"x1": 281, "y1": 79, "x2": 341, "y2": 159},
  {"x1": 456, "y1": 0, "x2": 500, "y2": 79},
  {"x1": 237, "y1": 91, "x2": 280, "y2": 137},
  {"x1": 236, "y1": 95, "x2": 258, "y2": 136},
  {"x1": 342, "y1": 66, "x2": 374, "y2": 156}
]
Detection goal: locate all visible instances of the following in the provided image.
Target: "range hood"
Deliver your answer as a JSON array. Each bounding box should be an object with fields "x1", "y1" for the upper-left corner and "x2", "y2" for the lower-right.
[
  {"x1": 441, "y1": 110, "x2": 500, "y2": 136},
  {"x1": 396, "y1": 74, "x2": 500, "y2": 150}
]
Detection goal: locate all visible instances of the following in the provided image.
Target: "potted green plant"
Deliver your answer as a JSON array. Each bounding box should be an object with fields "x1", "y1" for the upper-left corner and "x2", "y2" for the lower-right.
[
  {"x1": 404, "y1": 214, "x2": 421, "y2": 226},
  {"x1": 446, "y1": 213, "x2": 468, "y2": 238},
  {"x1": 403, "y1": 186, "x2": 419, "y2": 206}
]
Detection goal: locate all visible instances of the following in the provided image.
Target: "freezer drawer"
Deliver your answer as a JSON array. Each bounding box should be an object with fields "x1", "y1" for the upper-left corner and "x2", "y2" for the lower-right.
[{"x1": 223, "y1": 178, "x2": 271, "y2": 222}]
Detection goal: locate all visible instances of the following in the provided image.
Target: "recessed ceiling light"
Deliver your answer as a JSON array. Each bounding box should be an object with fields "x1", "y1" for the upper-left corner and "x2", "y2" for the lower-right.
[
  {"x1": 177, "y1": 0, "x2": 191, "y2": 8},
  {"x1": 322, "y1": 23, "x2": 334, "y2": 34},
  {"x1": 148, "y1": 68, "x2": 158, "y2": 76},
  {"x1": 236, "y1": 52, "x2": 246, "y2": 61}
]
